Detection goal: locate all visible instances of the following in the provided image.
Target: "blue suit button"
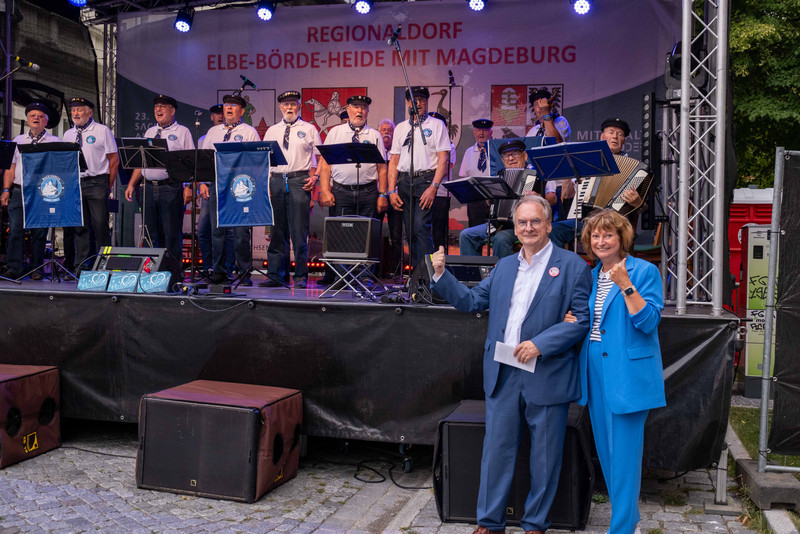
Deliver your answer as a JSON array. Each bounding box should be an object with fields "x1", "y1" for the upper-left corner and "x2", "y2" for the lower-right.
[
  {"x1": 600, "y1": 329, "x2": 606, "y2": 335},
  {"x1": 602, "y1": 352, "x2": 608, "y2": 358}
]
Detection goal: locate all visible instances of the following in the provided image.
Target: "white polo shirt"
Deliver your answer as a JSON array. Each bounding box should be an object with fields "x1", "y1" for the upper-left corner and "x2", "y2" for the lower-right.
[
  {"x1": 459, "y1": 142, "x2": 490, "y2": 179},
  {"x1": 204, "y1": 122, "x2": 261, "y2": 151},
  {"x1": 390, "y1": 114, "x2": 451, "y2": 173},
  {"x1": 323, "y1": 123, "x2": 386, "y2": 185},
  {"x1": 63, "y1": 120, "x2": 118, "y2": 178},
  {"x1": 10, "y1": 132, "x2": 62, "y2": 186},
  {"x1": 141, "y1": 122, "x2": 195, "y2": 181},
  {"x1": 262, "y1": 118, "x2": 321, "y2": 174},
  {"x1": 436, "y1": 142, "x2": 457, "y2": 198}
]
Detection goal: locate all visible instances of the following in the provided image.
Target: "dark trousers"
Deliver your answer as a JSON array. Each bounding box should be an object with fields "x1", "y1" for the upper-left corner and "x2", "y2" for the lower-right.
[
  {"x1": 208, "y1": 188, "x2": 252, "y2": 277},
  {"x1": 383, "y1": 204, "x2": 404, "y2": 277},
  {"x1": 198, "y1": 196, "x2": 235, "y2": 273},
  {"x1": 432, "y1": 195, "x2": 450, "y2": 252},
  {"x1": 143, "y1": 181, "x2": 183, "y2": 262},
  {"x1": 331, "y1": 181, "x2": 379, "y2": 219},
  {"x1": 6, "y1": 186, "x2": 47, "y2": 275},
  {"x1": 397, "y1": 173, "x2": 434, "y2": 270},
  {"x1": 268, "y1": 174, "x2": 310, "y2": 283},
  {"x1": 69, "y1": 174, "x2": 110, "y2": 270}
]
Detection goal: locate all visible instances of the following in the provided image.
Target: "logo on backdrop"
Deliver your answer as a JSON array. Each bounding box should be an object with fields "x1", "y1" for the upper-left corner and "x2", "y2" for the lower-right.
[
  {"x1": 231, "y1": 174, "x2": 254, "y2": 202},
  {"x1": 39, "y1": 175, "x2": 64, "y2": 202},
  {"x1": 301, "y1": 87, "x2": 367, "y2": 140},
  {"x1": 491, "y1": 84, "x2": 564, "y2": 137},
  {"x1": 392, "y1": 85, "x2": 463, "y2": 147}
]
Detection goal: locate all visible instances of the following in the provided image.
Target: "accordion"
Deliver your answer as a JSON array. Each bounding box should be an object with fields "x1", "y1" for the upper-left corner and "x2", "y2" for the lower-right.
[
  {"x1": 491, "y1": 168, "x2": 540, "y2": 222},
  {"x1": 567, "y1": 154, "x2": 653, "y2": 220}
]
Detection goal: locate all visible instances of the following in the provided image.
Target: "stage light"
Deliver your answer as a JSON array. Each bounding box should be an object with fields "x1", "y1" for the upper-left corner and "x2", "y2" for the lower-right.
[
  {"x1": 69, "y1": 0, "x2": 87, "y2": 7},
  {"x1": 467, "y1": 0, "x2": 486, "y2": 11},
  {"x1": 571, "y1": 0, "x2": 591, "y2": 15},
  {"x1": 174, "y1": 6, "x2": 194, "y2": 32},
  {"x1": 256, "y1": 0, "x2": 276, "y2": 21},
  {"x1": 354, "y1": 0, "x2": 373, "y2": 15}
]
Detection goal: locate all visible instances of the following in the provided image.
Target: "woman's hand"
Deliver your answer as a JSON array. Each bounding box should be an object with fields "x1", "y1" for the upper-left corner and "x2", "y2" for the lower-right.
[{"x1": 563, "y1": 310, "x2": 577, "y2": 323}]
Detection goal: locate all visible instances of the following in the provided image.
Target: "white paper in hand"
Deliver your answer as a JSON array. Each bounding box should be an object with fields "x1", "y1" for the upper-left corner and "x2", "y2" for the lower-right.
[{"x1": 493, "y1": 341, "x2": 536, "y2": 373}]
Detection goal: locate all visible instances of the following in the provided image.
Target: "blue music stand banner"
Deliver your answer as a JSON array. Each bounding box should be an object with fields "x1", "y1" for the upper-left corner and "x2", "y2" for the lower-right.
[
  {"x1": 21, "y1": 150, "x2": 82, "y2": 228},
  {"x1": 215, "y1": 148, "x2": 273, "y2": 227}
]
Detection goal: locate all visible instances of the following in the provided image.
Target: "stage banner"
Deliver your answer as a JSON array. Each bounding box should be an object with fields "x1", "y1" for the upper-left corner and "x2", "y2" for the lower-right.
[
  {"x1": 21, "y1": 150, "x2": 83, "y2": 229},
  {"x1": 215, "y1": 149, "x2": 273, "y2": 227},
  {"x1": 116, "y1": 0, "x2": 680, "y2": 160}
]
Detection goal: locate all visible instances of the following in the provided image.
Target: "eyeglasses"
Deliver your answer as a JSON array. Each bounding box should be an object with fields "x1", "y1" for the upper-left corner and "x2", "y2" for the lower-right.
[
  {"x1": 501, "y1": 151, "x2": 525, "y2": 160},
  {"x1": 515, "y1": 218, "x2": 544, "y2": 228}
]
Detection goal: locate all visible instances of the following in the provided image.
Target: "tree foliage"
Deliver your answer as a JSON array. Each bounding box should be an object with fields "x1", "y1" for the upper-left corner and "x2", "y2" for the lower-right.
[{"x1": 730, "y1": 0, "x2": 800, "y2": 186}]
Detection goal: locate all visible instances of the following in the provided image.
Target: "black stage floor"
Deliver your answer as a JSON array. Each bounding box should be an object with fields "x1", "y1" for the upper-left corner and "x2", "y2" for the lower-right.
[{"x1": 0, "y1": 275, "x2": 738, "y2": 473}]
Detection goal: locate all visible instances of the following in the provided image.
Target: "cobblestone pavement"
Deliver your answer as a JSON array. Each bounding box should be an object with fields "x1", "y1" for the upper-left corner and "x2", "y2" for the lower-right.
[{"x1": 0, "y1": 419, "x2": 761, "y2": 534}]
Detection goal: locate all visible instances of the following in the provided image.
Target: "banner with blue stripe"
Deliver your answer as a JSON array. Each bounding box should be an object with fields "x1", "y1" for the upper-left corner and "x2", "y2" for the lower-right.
[
  {"x1": 21, "y1": 150, "x2": 83, "y2": 229},
  {"x1": 215, "y1": 149, "x2": 273, "y2": 227}
]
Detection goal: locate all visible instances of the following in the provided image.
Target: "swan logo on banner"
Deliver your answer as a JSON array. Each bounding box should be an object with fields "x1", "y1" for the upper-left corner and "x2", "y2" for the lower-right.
[
  {"x1": 39, "y1": 175, "x2": 64, "y2": 202},
  {"x1": 231, "y1": 174, "x2": 254, "y2": 202}
]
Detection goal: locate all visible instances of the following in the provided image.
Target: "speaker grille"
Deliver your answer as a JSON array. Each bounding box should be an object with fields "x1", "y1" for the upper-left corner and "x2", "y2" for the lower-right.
[{"x1": 323, "y1": 217, "x2": 381, "y2": 260}]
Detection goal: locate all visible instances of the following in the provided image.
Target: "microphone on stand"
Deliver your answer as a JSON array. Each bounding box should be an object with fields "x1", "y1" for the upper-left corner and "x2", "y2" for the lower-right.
[
  {"x1": 12, "y1": 55, "x2": 40, "y2": 72},
  {"x1": 387, "y1": 24, "x2": 402, "y2": 46},
  {"x1": 239, "y1": 75, "x2": 259, "y2": 90},
  {"x1": 194, "y1": 110, "x2": 203, "y2": 116},
  {"x1": 448, "y1": 70, "x2": 455, "y2": 88}
]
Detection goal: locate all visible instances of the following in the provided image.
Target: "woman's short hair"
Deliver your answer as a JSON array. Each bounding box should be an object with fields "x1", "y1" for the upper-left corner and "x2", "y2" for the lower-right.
[
  {"x1": 511, "y1": 195, "x2": 552, "y2": 224},
  {"x1": 580, "y1": 209, "x2": 635, "y2": 260}
]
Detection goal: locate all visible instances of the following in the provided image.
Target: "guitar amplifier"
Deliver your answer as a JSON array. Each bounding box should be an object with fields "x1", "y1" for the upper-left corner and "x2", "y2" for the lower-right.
[
  {"x1": 322, "y1": 216, "x2": 382, "y2": 260},
  {"x1": 434, "y1": 400, "x2": 594, "y2": 530}
]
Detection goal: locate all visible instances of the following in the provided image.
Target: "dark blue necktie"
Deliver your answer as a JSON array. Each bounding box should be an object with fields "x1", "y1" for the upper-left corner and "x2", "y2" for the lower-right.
[{"x1": 477, "y1": 145, "x2": 487, "y2": 172}]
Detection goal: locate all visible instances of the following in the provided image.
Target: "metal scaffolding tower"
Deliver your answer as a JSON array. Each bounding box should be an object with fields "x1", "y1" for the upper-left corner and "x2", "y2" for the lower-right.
[{"x1": 661, "y1": 0, "x2": 729, "y2": 315}]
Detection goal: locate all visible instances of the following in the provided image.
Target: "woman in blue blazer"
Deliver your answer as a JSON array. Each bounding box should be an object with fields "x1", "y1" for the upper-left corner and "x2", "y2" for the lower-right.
[{"x1": 573, "y1": 209, "x2": 666, "y2": 534}]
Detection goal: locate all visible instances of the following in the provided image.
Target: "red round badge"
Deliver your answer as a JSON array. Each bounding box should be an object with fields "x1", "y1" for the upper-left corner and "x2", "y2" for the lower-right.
[{"x1": 549, "y1": 267, "x2": 560, "y2": 277}]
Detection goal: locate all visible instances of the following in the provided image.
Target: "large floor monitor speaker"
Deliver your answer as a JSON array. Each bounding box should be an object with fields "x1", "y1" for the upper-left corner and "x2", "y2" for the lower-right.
[
  {"x1": 92, "y1": 246, "x2": 183, "y2": 288},
  {"x1": 0, "y1": 365, "x2": 60, "y2": 468},
  {"x1": 410, "y1": 255, "x2": 499, "y2": 304},
  {"x1": 434, "y1": 400, "x2": 594, "y2": 530},
  {"x1": 322, "y1": 216, "x2": 382, "y2": 260},
  {"x1": 136, "y1": 381, "x2": 302, "y2": 503}
]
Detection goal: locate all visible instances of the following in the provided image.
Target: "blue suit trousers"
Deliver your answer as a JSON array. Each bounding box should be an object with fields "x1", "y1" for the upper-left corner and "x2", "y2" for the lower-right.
[{"x1": 479, "y1": 364, "x2": 570, "y2": 531}]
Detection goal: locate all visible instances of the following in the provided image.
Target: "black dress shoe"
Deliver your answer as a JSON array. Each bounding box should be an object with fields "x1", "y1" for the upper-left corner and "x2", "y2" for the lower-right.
[
  {"x1": 294, "y1": 279, "x2": 307, "y2": 289},
  {"x1": 239, "y1": 276, "x2": 253, "y2": 287},
  {"x1": 0, "y1": 270, "x2": 20, "y2": 280},
  {"x1": 258, "y1": 278, "x2": 283, "y2": 288},
  {"x1": 30, "y1": 271, "x2": 43, "y2": 281},
  {"x1": 208, "y1": 272, "x2": 228, "y2": 284}
]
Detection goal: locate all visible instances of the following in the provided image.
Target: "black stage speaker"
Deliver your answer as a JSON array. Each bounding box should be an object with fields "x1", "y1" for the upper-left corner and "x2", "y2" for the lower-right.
[
  {"x1": 136, "y1": 381, "x2": 303, "y2": 503},
  {"x1": 0, "y1": 365, "x2": 61, "y2": 469},
  {"x1": 410, "y1": 255, "x2": 498, "y2": 304},
  {"x1": 92, "y1": 246, "x2": 183, "y2": 288},
  {"x1": 434, "y1": 400, "x2": 594, "y2": 530},
  {"x1": 322, "y1": 216, "x2": 381, "y2": 260}
]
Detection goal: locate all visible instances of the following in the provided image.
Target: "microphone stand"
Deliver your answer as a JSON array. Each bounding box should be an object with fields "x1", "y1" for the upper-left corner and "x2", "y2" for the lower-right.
[
  {"x1": 189, "y1": 112, "x2": 202, "y2": 283},
  {"x1": 390, "y1": 33, "x2": 426, "y2": 284}
]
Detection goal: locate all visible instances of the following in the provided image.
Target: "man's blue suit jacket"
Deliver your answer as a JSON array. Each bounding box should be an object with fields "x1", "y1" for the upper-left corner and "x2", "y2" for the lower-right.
[{"x1": 432, "y1": 246, "x2": 592, "y2": 404}]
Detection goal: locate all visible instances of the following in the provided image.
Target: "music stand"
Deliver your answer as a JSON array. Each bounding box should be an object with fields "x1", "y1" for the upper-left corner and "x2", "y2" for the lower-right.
[
  {"x1": 213, "y1": 141, "x2": 287, "y2": 289},
  {"x1": 163, "y1": 149, "x2": 215, "y2": 283},
  {"x1": 16, "y1": 142, "x2": 86, "y2": 283},
  {"x1": 116, "y1": 137, "x2": 169, "y2": 249},
  {"x1": 444, "y1": 176, "x2": 519, "y2": 255},
  {"x1": 316, "y1": 142, "x2": 385, "y2": 215},
  {"x1": 527, "y1": 141, "x2": 619, "y2": 249}
]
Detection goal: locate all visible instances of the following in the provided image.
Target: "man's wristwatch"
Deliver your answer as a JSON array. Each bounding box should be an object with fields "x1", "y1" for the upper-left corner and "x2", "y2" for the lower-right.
[
  {"x1": 623, "y1": 286, "x2": 636, "y2": 296},
  {"x1": 432, "y1": 182, "x2": 440, "y2": 189}
]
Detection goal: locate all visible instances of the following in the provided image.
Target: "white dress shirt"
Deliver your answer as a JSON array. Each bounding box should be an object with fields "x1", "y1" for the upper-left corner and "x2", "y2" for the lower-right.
[{"x1": 503, "y1": 240, "x2": 554, "y2": 346}]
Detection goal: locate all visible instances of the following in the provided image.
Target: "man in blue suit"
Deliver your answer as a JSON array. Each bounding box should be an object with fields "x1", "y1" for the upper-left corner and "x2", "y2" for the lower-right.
[{"x1": 431, "y1": 195, "x2": 591, "y2": 534}]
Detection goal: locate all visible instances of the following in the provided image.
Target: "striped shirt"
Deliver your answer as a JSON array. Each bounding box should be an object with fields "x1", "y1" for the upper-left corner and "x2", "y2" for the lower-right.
[{"x1": 590, "y1": 270, "x2": 614, "y2": 341}]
